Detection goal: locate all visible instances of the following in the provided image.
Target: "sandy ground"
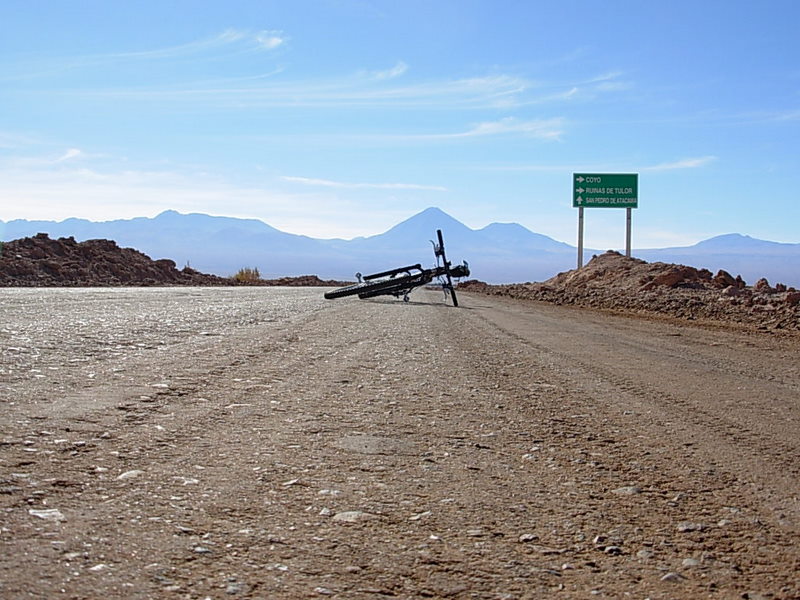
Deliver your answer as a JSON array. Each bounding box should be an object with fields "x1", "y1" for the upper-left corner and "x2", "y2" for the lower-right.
[{"x1": 1, "y1": 287, "x2": 798, "y2": 599}]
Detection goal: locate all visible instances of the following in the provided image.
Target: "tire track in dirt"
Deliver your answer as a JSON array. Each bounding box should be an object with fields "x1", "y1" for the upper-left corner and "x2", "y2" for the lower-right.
[{"x1": 464, "y1": 295, "x2": 800, "y2": 509}]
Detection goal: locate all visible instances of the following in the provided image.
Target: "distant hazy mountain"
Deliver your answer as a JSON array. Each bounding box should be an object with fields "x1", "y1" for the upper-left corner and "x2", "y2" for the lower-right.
[
  {"x1": 315, "y1": 207, "x2": 577, "y2": 282},
  {"x1": 2, "y1": 208, "x2": 799, "y2": 286},
  {"x1": 637, "y1": 234, "x2": 800, "y2": 288}
]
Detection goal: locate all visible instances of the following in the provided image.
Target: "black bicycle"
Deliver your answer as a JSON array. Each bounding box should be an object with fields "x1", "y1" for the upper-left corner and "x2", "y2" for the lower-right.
[{"x1": 324, "y1": 230, "x2": 470, "y2": 306}]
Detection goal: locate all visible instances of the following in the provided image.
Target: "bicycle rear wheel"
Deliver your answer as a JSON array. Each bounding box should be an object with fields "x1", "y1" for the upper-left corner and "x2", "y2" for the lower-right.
[
  {"x1": 324, "y1": 272, "x2": 426, "y2": 300},
  {"x1": 323, "y1": 281, "x2": 372, "y2": 300}
]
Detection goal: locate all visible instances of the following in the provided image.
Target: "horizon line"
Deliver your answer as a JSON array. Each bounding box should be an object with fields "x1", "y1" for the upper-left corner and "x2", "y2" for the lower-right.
[{"x1": 1, "y1": 207, "x2": 794, "y2": 249}]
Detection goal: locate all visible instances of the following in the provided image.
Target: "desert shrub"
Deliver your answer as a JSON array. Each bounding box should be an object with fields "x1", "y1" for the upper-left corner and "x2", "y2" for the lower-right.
[{"x1": 233, "y1": 267, "x2": 261, "y2": 283}]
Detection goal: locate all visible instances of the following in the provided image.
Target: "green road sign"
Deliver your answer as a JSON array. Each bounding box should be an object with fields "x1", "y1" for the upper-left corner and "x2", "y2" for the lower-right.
[{"x1": 573, "y1": 173, "x2": 638, "y2": 208}]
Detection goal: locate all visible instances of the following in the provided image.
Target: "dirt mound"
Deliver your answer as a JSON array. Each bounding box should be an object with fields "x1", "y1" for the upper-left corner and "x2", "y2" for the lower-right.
[
  {"x1": 0, "y1": 233, "x2": 231, "y2": 286},
  {"x1": 0, "y1": 234, "x2": 347, "y2": 287},
  {"x1": 460, "y1": 251, "x2": 800, "y2": 331}
]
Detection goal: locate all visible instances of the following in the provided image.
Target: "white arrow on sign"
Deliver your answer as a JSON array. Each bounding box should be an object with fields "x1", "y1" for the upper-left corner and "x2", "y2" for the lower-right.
[
  {"x1": 576, "y1": 187, "x2": 584, "y2": 194},
  {"x1": 575, "y1": 176, "x2": 585, "y2": 183},
  {"x1": 575, "y1": 196, "x2": 584, "y2": 205}
]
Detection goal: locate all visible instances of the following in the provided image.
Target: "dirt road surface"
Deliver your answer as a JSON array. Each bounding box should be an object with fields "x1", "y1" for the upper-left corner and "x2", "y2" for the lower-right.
[{"x1": 1, "y1": 287, "x2": 798, "y2": 599}]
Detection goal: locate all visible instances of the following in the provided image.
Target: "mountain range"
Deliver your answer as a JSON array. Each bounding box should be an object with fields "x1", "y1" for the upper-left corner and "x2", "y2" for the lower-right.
[{"x1": 2, "y1": 208, "x2": 799, "y2": 286}]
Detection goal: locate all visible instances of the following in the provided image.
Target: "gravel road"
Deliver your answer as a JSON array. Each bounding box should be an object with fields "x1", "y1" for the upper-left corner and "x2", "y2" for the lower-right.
[{"x1": 1, "y1": 287, "x2": 798, "y2": 599}]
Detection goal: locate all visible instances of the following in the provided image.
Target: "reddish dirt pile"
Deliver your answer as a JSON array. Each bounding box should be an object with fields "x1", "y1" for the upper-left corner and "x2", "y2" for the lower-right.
[
  {"x1": 0, "y1": 234, "x2": 345, "y2": 287},
  {"x1": 460, "y1": 251, "x2": 800, "y2": 331}
]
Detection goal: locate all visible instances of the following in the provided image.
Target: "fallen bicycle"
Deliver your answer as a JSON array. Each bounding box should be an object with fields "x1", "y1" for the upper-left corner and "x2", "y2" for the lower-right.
[{"x1": 323, "y1": 229, "x2": 470, "y2": 306}]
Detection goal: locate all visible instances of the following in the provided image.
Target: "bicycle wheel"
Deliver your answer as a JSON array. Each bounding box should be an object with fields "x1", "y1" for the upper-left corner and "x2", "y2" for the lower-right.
[
  {"x1": 323, "y1": 281, "x2": 373, "y2": 299},
  {"x1": 324, "y1": 272, "x2": 425, "y2": 300}
]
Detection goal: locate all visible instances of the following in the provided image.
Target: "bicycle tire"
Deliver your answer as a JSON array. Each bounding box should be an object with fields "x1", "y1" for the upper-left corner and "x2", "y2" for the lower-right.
[
  {"x1": 323, "y1": 281, "x2": 373, "y2": 299},
  {"x1": 324, "y1": 271, "x2": 425, "y2": 300}
]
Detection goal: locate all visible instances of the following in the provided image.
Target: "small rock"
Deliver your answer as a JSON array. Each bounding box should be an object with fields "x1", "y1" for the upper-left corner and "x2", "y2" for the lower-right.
[
  {"x1": 409, "y1": 511, "x2": 431, "y2": 521},
  {"x1": 722, "y1": 285, "x2": 742, "y2": 297},
  {"x1": 117, "y1": 470, "x2": 143, "y2": 480},
  {"x1": 677, "y1": 521, "x2": 706, "y2": 533},
  {"x1": 636, "y1": 549, "x2": 654, "y2": 559},
  {"x1": 604, "y1": 546, "x2": 622, "y2": 555},
  {"x1": 754, "y1": 278, "x2": 774, "y2": 293},
  {"x1": 531, "y1": 545, "x2": 564, "y2": 555},
  {"x1": 682, "y1": 557, "x2": 701, "y2": 567},
  {"x1": 193, "y1": 546, "x2": 212, "y2": 554},
  {"x1": 612, "y1": 486, "x2": 642, "y2": 495},
  {"x1": 611, "y1": 485, "x2": 642, "y2": 496},
  {"x1": 332, "y1": 511, "x2": 377, "y2": 523},
  {"x1": 661, "y1": 572, "x2": 686, "y2": 583},
  {"x1": 742, "y1": 592, "x2": 771, "y2": 600},
  {"x1": 314, "y1": 587, "x2": 335, "y2": 595},
  {"x1": 29, "y1": 508, "x2": 66, "y2": 522},
  {"x1": 519, "y1": 533, "x2": 538, "y2": 543},
  {"x1": 713, "y1": 270, "x2": 737, "y2": 288}
]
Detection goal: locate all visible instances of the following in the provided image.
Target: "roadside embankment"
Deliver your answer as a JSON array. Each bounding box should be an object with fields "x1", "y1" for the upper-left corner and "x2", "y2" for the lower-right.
[{"x1": 459, "y1": 251, "x2": 800, "y2": 331}]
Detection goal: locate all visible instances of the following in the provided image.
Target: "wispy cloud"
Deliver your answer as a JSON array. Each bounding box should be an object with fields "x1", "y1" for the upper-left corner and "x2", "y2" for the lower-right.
[
  {"x1": 81, "y1": 73, "x2": 534, "y2": 109},
  {"x1": 425, "y1": 117, "x2": 565, "y2": 141},
  {"x1": 55, "y1": 148, "x2": 83, "y2": 162},
  {"x1": 281, "y1": 175, "x2": 447, "y2": 191},
  {"x1": 0, "y1": 131, "x2": 43, "y2": 149},
  {"x1": 479, "y1": 155, "x2": 716, "y2": 172},
  {"x1": 109, "y1": 28, "x2": 288, "y2": 60},
  {"x1": 255, "y1": 31, "x2": 288, "y2": 50},
  {"x1": 644, "y1": 156, "x2": 717, "y2": 171},
  {"x1": 0, "y1": 29, "x2": 288, "y2": 83},
  {"x1": 328, "y1": 117, "x2": 565, "y2": 144},
  {"x1": 364, "y1": 61, "x2": 409, "y2": 80},
  {"x1": 41, "y1": 66, "x2": 627, "y2": 112},
  {"x1": 767, "y1": 109, "x2": 800, "y2": 122},
  {"x1": 485, "y1": 71, "x2": 633, "y2": 107}
]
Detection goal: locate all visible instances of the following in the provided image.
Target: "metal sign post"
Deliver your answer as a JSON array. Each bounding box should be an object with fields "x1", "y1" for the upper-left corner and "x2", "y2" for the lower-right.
[
  {"x1": 626, "y1": 207, "x2": 632, "y2": 258},
  {"x1": 577, "y1": 206, "x2": 584, "y2": 269},
  {"x1": 573, "y1": 173, "x2": 638, "y2": 268}
]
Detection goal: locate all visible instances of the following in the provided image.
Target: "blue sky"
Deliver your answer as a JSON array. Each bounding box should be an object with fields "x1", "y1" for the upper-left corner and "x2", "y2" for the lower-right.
[{"x1": 1, "y1": 0, "x2": 798, "y2": 249}]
